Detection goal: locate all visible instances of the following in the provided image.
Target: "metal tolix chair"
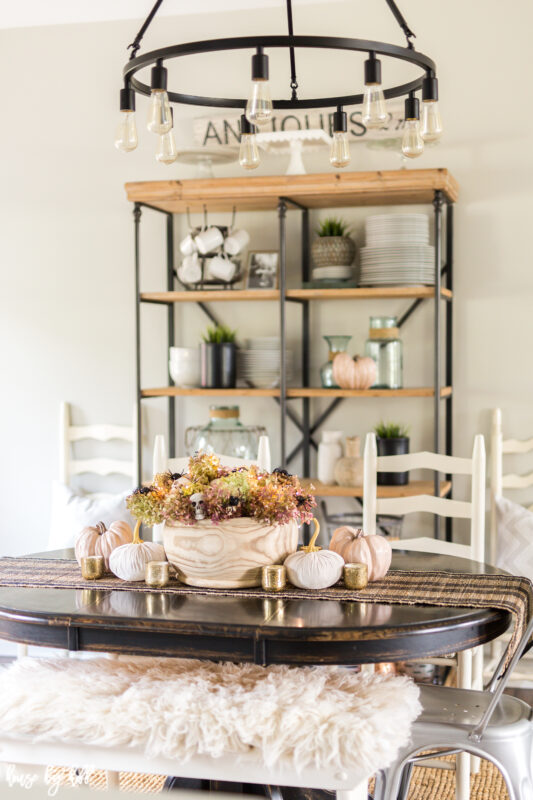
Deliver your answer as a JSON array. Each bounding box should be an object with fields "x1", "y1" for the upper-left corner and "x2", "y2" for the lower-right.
[{"x1": 376, "y1": 610, "x2": 533, "y2": 800}]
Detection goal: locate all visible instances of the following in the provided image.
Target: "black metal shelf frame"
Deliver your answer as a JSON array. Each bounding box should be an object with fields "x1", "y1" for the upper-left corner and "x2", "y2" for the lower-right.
[{"x1": 133, "y1": 189, "x2": 453, "y2": 540}]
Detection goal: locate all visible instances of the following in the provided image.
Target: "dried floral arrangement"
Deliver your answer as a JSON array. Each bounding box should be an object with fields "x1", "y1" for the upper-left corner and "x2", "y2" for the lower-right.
[{"x1": 126, "y1": 452, "x2": 316, "y2": 527}]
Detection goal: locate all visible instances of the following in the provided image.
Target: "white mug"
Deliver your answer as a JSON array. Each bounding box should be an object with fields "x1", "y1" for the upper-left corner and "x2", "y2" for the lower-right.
[
  {"x1": 224, "y1": 228, "x2": 250, "y2": 256},
  {"x1": 208, "y1": 255, "x2": 236, "y2": 283},
  {"x1": 179, "y1": 253, "x2": 201, "y2": 283},
  {"x1": 179, "y1": 233, "x2": 197, "y2": 256},
  {"x1": 195, "y1": 226, "x2": 224, "y2": 254}
]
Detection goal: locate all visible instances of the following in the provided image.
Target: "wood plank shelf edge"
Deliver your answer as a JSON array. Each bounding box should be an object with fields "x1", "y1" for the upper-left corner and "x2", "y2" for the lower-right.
[
  {"x1": 302, "y1": 479, "x2": 452, "y2": 498},
  {"x1": 141, "y1": 386, "x2": 452, "y2": 398},
  {"x1": 140, "y1": 287, "x2": 452, "y2": 303}
]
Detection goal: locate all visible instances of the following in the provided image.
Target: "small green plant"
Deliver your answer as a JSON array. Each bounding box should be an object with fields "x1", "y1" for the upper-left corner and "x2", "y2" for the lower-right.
[
  {"x1": 202, "y1": 324, "x2": 237, "y2": 344},
  {"x1": 315, "y1": 217, "x2": 351, "y2": 237},
  {"x1": 374, "y1": 421, "x2": 410, "y2": 439}
]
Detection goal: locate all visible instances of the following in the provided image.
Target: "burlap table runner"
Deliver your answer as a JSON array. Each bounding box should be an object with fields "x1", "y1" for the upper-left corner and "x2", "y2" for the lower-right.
[{"x1": 0, "y1": 556, "x2": 531, "y2": 665}]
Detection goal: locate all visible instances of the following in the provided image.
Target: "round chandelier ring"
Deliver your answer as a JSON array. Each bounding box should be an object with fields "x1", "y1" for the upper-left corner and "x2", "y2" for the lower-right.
[{"x1": 123, "y1": 34, "x2": 436, "y2": 111}]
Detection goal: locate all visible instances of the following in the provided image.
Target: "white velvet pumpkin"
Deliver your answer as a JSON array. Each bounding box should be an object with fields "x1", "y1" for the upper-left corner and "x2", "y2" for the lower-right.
[
  {"x1": 109, "y1": 521, "x2": 166, "y2": 582},
  {"x1": 284, "y1": 520, "x2": 344, "y2": 590}
]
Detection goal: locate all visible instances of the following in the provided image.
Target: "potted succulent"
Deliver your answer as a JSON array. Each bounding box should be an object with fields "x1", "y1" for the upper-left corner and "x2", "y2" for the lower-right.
[
  {"x1": 374, "y1": 421, "x2": 410, "y2": 486},
  {"x1": 311, "y1": 217, "x2": 356, "y2": 269},
  {"x1": 126, "y1": 453, "x2": 317, "y2": 588},
  {"x1": 200, "y1": 324, "x2": 237, "y2": 389}
]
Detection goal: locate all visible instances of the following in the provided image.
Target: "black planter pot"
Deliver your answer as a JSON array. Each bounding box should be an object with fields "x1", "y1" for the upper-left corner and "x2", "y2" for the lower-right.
[
  {"x1": 200, "y1": 342, "x2": 236, "y2": 389},
  {"x1": 377, "y1": 437, "x2": 410, "y2": 485}
]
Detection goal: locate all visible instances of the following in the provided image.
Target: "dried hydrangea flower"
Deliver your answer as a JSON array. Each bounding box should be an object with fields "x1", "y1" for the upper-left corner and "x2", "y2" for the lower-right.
[{"x1": 126, "y1": 485, "x2": 165, "y2": 526}]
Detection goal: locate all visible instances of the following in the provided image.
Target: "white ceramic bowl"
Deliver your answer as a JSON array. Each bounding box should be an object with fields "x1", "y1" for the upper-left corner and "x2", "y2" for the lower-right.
[{"x1": 169, "y1": 347, "x2": 200, "y2": 388}]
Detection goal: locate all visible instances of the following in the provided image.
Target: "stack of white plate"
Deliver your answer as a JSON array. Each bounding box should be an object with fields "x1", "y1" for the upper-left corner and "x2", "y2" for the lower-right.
[
  {"x1": 360, "y1": 213, "x2": 436, "y2": 286},
  {"x1": 239, "y1": 337, "x2": 294, "y2": 388},
  {"x1": 312, "y1": 265, "x2": 353, "y2": 281}
]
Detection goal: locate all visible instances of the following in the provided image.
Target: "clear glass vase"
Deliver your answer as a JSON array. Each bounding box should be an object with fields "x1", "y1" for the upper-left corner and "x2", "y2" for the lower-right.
[
  {"x1": 365, "y1": 316, "x2": 403, "y2": 389},
  {"x1": 185, "y1": 406, "x2": 267, "y2": 460},
  {"x1": 320, "y1": 335, "x2": 352, "y2": 388}
]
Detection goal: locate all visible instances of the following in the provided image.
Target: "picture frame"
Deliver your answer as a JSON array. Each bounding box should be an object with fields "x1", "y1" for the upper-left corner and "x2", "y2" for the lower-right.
[{"x1": 246, "y1": 250, "x2": 279, "y2": 290}]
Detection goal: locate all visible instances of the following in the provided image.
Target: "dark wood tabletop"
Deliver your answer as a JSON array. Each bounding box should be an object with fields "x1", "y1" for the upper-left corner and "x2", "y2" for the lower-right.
[{"x1": 0, "y1": 549, "x2": 511, "y2": 666}]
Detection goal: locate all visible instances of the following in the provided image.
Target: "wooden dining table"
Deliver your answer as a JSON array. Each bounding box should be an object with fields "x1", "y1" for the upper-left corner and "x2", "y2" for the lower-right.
[
  {"x1": 0, "y1": 547, "x2": 515, "y2": 799},
  {"x1": 0, "y1": 549, "x2": 511, "y2": 665}
]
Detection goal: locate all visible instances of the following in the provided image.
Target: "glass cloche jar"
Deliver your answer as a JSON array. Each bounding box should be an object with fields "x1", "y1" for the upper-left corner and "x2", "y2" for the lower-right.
[
  {"x1": 185, "y1": 406, "x2": 267, "y2": 460},
  {"x1": 365, "y1": 316, "x2": 403, "y2": 389}
]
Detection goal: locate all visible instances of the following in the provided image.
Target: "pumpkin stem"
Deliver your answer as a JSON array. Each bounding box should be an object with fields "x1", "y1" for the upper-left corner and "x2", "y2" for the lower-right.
[
  {"x1": 301, "y1": 518, "x2": 321, "y2": 553},
  {"x1": 96, "y1": 522, "x2": 107, "y2": 535},
  {"x1": 133, "y1": 519, "x2": 143, "y2": 545}
]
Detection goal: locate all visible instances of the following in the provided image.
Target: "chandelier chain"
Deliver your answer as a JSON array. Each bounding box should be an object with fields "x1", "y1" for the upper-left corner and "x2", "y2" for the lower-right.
[
  {"x1": 127, "y1": 0, "x2": 165, "y2": 60},
  {"x1": 285, "y1": 0, "x2": 299, "y2": 100},
  {"x1": 384, "y1": 0, "x2": 416, "y2": 48}
]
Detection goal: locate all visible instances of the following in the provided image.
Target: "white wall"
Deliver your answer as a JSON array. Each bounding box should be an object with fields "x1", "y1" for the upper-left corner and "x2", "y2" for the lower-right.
[{"x1": 1, "y1": 1, "x2": 533, "y2": 556}]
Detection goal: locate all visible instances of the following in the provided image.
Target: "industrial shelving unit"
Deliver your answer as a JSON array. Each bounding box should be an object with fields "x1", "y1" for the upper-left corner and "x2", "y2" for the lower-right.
[{"x1": 126, "y1": 168, "x2": 457, "y2": 538}]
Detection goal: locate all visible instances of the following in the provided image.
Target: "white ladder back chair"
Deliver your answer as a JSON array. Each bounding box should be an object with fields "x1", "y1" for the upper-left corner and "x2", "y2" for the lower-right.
[
  {"x1": 363, "y1": 432, "x2": 486, "y2": 800},
  {"x1": 59, "y1": 401, "x2": 137, "y2": 486},
  {"x1": 487, "y1": 407, "x2": 533, "y2": 685},
  {"x1": 490, "y1": 407, "x2": 533, "y2": 564},
  {"x1": 363, "y1": 433, "x2": 486, "y2": 564}
]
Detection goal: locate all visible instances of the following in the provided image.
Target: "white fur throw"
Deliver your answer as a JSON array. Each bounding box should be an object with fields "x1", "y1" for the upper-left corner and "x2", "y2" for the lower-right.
[{"x1": 0, "y1": 657, "x2": 420, "y2": 775}]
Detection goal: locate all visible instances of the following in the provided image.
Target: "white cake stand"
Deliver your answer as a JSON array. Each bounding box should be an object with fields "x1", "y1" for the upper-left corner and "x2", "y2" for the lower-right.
[
  {"x1": 255, "y1": 129, "x2": 332, "y2": 175},
  {"x1": 175, "y1": 147, "x2": 239, "y2": 178}
]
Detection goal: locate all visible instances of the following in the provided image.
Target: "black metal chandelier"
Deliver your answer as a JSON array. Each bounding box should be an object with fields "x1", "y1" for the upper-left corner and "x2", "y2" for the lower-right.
[{"x1": 115, "y1": 0, "x2": 443, "y2": 169}]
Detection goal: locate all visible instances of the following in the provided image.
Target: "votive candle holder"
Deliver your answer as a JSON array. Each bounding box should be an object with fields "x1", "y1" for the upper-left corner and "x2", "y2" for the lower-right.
[
  {"x1": 80, "y1": 556, "x2": 105, "y2": 581},
  {"x1": 343, "y1": 562, "x2": 369, "y2": 590},
  {"x1": 145, "y1": 561, "x2": 170, "y2": 588},
  {"x1": 261, "y1": 564, "x2": 287, "y2": 592}
]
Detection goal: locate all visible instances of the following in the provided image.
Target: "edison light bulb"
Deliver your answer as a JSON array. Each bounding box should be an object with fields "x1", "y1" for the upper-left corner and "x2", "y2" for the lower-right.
[
  {"x1": 245, "y1": 48, "x2": 272, "y2": 126},
  {"x1": 421, "y1": 100, "x2": 443, "y2": 142},
  {"x1": 330, "y1": 132, "x2": 350, "y2": 168},
  {"x1": 115, "y1": 111, "x2": 138, "y2": 152},
  {"x1": 402, "y1": 119, "x2": 424, "y2": 158},
  {"x1": 156, "y1": 130, "x2": 177, "y2": 164},
  {"x1": 246, "y1": 81, "x2": 272, "y2": 126},
  {"x1": 147, "y1": 89, "x2": 172, "y2": 134},
  {"x1": 362, "y1": 85, "x2": 387, "y2": 129},
  {"x1": 239, "y1": 133, "x2": 260, "y2": 170},
  {"x1": 362, "y1": 54, "x2": 387, "y2": 129}
]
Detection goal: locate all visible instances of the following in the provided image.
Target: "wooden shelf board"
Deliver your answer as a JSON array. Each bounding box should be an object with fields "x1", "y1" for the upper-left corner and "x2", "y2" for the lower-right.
[
  {"x1": 141, "y1": 290, "x2": 279, "y2": 303},
  {"x1": 141, "y1": 387, "x2": 280, "y2": 397},
  {"x1": 126, "y1": 169, "x2": 459, "y2": 213},
  {"x1": 287, "y1": 387, "x2": 452, "y2": 398},
  {"x1": 140, "y1": 286, "x2": 452, "y2": 303},
  {"x1": 142, "y1": 386, "x2": 452, "y2": 399},
  {"x1": 302, "y1": 479, "x2": 452, "y2": 498}
]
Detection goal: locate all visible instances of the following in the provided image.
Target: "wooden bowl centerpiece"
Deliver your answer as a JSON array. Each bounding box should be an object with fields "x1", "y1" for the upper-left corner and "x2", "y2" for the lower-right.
[{"x1": 126, "y1": 453, "x2": 316, "y2": 589}]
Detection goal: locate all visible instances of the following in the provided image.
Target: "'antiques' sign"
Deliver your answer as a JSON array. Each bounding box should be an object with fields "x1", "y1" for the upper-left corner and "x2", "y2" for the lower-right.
[{"x1": 193, "y1": 105, "x2": 405, "y2": 147}]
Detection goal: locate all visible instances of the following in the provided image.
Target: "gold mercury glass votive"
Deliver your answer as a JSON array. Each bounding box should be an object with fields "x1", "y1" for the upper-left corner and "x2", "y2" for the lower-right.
[
  {"x1": 145, "y1": 561, "x2": 170, "y2": 588},
  {"x1": 262, "y1": 564, "x2": 287, "y2": 592},
  {"x1": 344, "y1": 562, "x2": 369, "y2": 590},
  {"x1": 80, "y1": 556, "x2": 105, "y2": 581}
]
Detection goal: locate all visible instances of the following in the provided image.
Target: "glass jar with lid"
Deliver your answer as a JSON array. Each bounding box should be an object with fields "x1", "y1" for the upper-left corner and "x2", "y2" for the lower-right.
[
  {"x1": 185, "y1": 406, "x2": 267, "y2": 460},
  {"x1": 365, "y1": 316, "x2": 403, "y2": 389}
]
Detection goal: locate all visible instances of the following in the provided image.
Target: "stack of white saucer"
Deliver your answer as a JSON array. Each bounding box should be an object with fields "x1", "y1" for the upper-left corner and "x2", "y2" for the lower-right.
[
  {"x1": 238, "y1": 337, "x2": 294, "y2": 388},
  {"x1": 360, "y1": 214, "x2": 436, "y2": 286}
]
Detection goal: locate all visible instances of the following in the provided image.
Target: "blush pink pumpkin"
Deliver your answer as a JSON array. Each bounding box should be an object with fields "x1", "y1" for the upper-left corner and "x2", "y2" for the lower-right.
[
  {"x1": 75, "y1": 520, "x2": 133, "y2": 571},
  {"x1": 332, "y1": 353, "x2": 376, "y2": 390},
  {"x1": 329, "y1": 526, "x2": 392, "y2": 581}
]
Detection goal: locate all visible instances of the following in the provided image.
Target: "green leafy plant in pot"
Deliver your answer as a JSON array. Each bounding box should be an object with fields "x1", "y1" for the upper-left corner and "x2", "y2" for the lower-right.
[
  {"x1": 200, "y1": 325, "x2": 237, "y2": 389},
  {"x1": 375, "y1": 421, "x2": 410, "y2": 486},
  {"x1": 311, "y1": 217, "x2": 356, "y2": 269}
]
